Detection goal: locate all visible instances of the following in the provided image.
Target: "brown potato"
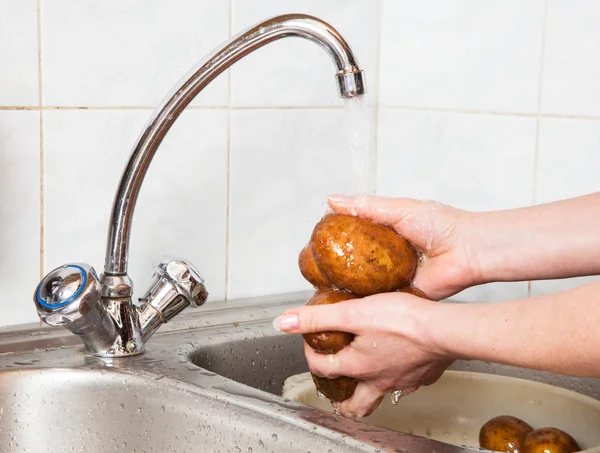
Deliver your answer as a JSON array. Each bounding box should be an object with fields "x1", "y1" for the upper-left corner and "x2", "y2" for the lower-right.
[
  {"x1": 480, "y1": 415, "x2": 533, "y2": 453},
  {"x1": 302, "y1": 290, "x2": 360, "y2": 402},
  {"x1": 399, "y1": 286, "x2": 429, "y2": 299},
  {"x1": 523, "y1": 428, "x2": 580, "y2": 453},
  {"x1": 310, "y1": 214, "x2": 418, "y2": 296},
  {"x1": 298, "y1": 245, "x2": 331, "y2": 289},
  {"x1": 302, "y1": 290, "x2": 356, "y2": 354},
  {"x1": 311, "y1": 374, "x2": 359, "y2": 404}
]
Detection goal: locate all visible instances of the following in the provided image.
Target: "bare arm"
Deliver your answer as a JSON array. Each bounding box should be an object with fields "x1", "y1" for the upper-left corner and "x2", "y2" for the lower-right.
[
  {"x1": 472, "y1": 192, "x2": 600, "y2": 283},
  {"x1": 430, "y1": 280, "x2": 600, "y2": 377}
]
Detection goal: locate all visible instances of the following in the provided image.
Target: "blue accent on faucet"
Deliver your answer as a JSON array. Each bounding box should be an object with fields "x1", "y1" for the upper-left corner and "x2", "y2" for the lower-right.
[{"x1": 36, "y1": 265, "x2": 87, "y2": 309}]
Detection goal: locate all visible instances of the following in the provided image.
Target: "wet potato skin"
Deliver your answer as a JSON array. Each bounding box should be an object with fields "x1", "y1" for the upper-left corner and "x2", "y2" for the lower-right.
[
  {"x1": 479, "y1": 415, "x2": 533, "y2": 453},
  {"x1": 310, "y1": 214, "x2": 418, "y2": 297},
  {"x1": 302, "y1": 290, "x2": 360, "y2": 402},
  {"x1": 298, "y1": 245, "x2": 331, "y2": 290},
  {"x1": 399, "y1": 286, "x2": 429, "y2": 299},
  {"x1": 302, "y1": 290, "x2": 357, "y2": 354},
  {"x1": 523, "y1": 428, "x2": 580, "y2": 453},
  {"x1": 311, "y1": 374, "x2": 359, "y2": 404},
  {"x1": 298, "y1": 213, "x2": 421, "y2": 404}
]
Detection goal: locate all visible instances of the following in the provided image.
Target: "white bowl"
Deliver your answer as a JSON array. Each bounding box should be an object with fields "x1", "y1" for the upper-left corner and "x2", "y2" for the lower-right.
[{"x1": 283, "y1": 371, "x2": 600, "y2": 451}]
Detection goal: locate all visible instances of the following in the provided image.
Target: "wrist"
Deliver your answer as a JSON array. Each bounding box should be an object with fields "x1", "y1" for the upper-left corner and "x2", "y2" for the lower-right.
[
  {"x1": 466, "y1": 209, "x2": 519, "y2": 285},
  {"x1": 410, "y1": 298, "x2": 463, "y2": 362}
]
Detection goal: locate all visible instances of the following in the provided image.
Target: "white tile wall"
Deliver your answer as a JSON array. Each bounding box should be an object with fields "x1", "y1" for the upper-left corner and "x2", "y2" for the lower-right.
[
  {"x1": 0, "y1": 0, "x2": 39, "y2": 106},
  {"x1": 0, "y1": 0, "x2": 599, "y2": 327},
  {"x1": 44, "y1": 110, "x2": 228, "y2": 301},
  {"x1": 42, "y1": 0, "x2": 229, "y2": 106},
  {"x1": 376, "y1": 109, "x2": 536, "y2": 211},
  {"x1": 380, "y1": 0, "x2": 545, "y2": 113},
  {"x1": 542, "y1": 0, "x2": 600, "y2": 117},
  {"x1": 0, "y1": 111, "x2": 40, "y2": 324}
]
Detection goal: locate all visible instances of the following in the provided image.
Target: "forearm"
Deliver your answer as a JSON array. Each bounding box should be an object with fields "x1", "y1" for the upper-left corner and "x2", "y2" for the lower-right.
[
  {"x1": 471, "y1": 192, "x2": 600, "y2": 283},
  {"x1": 427, "y1": 281, "x2": 600, "y2": 377}
]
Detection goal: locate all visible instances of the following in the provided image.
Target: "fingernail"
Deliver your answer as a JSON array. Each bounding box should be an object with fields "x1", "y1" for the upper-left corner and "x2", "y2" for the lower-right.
[
  {"x1": 272, "y1": 314, "x2": 299, "y2": 332},
  {"x1": 328, "y1": 194, "x2": 352, "y2": 205}
]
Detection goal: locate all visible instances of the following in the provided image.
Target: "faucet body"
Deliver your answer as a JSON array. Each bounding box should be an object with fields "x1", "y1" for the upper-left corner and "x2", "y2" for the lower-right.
[{"x1": 34, "y1": 14, "x2": 366, "y2": 357}]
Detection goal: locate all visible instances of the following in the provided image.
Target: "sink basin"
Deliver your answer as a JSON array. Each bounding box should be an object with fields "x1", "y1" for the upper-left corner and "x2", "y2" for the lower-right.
[
  {"x1": 2, "y1": 293, "x2": 600, "y2": 453},
  {"x1": 1, "y1": 295, "x2": 464, "y2": 453},
  {"x1": 190, "y1": 318, "x2": 600, "y2": 452},
  {"x1": 1, "y1": 367, "x2": 326, "y2": 452},
  {"x1": 283, "y1": 370, "x2": 600, "y2": 451},
  {"x1": 0, "y1": 368, "x2": 223, "y2": 452}
]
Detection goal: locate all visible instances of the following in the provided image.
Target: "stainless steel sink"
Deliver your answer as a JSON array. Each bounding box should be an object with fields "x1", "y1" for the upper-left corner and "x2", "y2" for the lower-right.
[
  {"x1": 0, "y1": 368, "x2": 249, "y2": 452},
  {"x1": 188, "y1": 315, "x2": 600, "y2": 401},
  {"x1": 1, "y1": 292, "x2": 598, "y2": 453}
]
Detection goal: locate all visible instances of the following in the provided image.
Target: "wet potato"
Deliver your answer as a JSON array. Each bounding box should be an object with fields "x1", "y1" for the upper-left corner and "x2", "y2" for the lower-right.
[
  {"x1": 302, "y1": 290, "x2": 357, "y2": 354},
  {"x1": 523, "y1": 428, "x2": 580, "y2": 453},
  {"x1": 399, "y1": 286, "x2": 429, "y2": 299},
  {"x1": 310, "y1": 214, "x2": 418, "y2": 297},
  {"x1": 298, "y1": 213, "x2": 421, "y2": 404},
  {"x1": 479, "y1": 415, "x2": 533, "y2": 453},
  {"x1": 311, "y1": 374, "x2": 359, "y2": 404},
  {"x1": 298, "y1": 245, "x2": 332, "y2": 290},
  {"x1": 302, "y1": 290, "x2": 359, "y2": 402}
]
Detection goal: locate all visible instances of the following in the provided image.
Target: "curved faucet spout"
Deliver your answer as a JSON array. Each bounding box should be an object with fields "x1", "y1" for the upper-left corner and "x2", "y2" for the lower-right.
[{"x1": 103, "y1": 13, "x2": 366, "y2": 278}]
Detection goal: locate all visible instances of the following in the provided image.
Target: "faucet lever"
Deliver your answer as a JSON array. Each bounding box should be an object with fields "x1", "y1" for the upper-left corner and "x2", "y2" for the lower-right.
[
  {"x1": 34, "y1": 264, "x2": 119, "y2": 353},
  {"x1": 138, "y1": 257, "x2": 208, "y2": 341}
]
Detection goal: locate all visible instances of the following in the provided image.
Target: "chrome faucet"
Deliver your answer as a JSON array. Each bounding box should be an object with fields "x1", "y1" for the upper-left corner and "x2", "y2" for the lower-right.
[{"x1": 33, "y1": 14, "x2": 366, "y2": 358}]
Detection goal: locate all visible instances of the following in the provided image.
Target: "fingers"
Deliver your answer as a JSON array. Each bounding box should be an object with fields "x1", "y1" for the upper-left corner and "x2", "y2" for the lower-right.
[
  {"x1": 273, "y1": 298, "x2": 373, "y2": 335},
  {"x1": 337, "y1": 381, "x2": 384, "y2": 418},
  {"x1": 303, "y1": 342, "x2": 366, "y2": 380},
  {"x1": 327, "y1": 194, "x2": 448, "y2": 254},
  {"x1": 328, "y1": 194, "x2": 420, "y2": 226}
]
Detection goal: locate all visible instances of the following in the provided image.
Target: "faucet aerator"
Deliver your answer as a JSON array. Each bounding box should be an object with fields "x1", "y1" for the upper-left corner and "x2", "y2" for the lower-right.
[{"x1": 336, "y1": 70, "x2": 367, "y2": 98}]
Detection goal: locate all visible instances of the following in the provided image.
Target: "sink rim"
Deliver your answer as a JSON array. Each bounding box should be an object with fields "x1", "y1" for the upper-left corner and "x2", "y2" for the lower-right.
[{"x1": 0, "y1": 293, "x2": 598, "y2": 453}]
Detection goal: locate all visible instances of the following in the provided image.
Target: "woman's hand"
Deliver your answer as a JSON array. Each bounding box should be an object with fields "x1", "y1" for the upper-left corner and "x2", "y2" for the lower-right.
[
  {"x1": 327, "y1": 194, "x2": 481, "y2": 300},
  {"x1": 273, "y1": 292, "x2": 455, "y2": 418}
]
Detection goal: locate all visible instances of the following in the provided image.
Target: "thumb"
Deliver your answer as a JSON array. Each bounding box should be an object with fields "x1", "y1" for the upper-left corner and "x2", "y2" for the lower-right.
[
  {"x1": 328, "y1": 193, "x2": 425, "y2": 224},
  {"x1": 272, "y1": 299, "x2": 366, "y2": 335}
]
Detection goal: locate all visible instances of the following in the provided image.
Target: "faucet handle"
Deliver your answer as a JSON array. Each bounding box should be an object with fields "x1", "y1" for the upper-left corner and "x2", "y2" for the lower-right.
[
  {"x1": 139, "y1": 257, "x2": 208, "y2": 322},
  {"x1": 34, "y1": 263, "x2": 106, "y2": 334}
]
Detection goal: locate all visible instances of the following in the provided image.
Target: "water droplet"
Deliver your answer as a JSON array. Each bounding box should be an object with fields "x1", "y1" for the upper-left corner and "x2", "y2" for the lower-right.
[
  {"x1": 136, "y1": 407, "x2": 142, "y2": 414},
  {"x1": 390, "y1": 389, "x2": 410, "y2": 405},
  {"x1": 271, "y1": 433, "x2": 278, "y2": 441},
  {"x1": 372, "y1": 342, "x2": 377, "y2": 348},
  {"x1": 119, "y1": 403, "x2": 125, "y2": 411}
]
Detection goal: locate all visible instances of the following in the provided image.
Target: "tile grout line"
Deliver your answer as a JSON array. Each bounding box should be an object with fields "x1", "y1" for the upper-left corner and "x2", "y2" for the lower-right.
[
  {"x1": 381, "y1": 105, "x2": 538, "y2": 118},
  {"x1": 36, "y1": 0, "x2": 45, "y2": 327},
  {"x1": 1, "y1": 104, "x2": 600, "y2": 121},
  {"x1": 224, "y1": 0, "x2": 233, "y2": 303},
  {"x1": 529, "y1": 0, "x2": 549, "y2": 299},
  {"x1": 369, "y1": 0, "x2": 384, "y2": 195},
  {"x1": 36, "y1": 0, "x2": 44, "y2": 281}
]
